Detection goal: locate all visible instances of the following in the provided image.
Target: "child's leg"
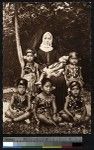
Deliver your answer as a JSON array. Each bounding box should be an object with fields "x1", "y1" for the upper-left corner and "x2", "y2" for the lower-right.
[
  {"x1": 59, "y1": 111, "x2": 71, "y2": 122},
  {"x1": 35, "y1": 72, "x2": 46, "y2": 85},
  {"x1": 38, "y1": 114, "x2": 57, "y2": 126},
  {"x1": 85, "y1": 115, "x2": 91, "y2": 122},
  {"x1": 13, "y1": 112, "x2": 30, "y2": 122},
  {"x1": 5, "y1": 110, "x2": 14, "y2": 119}
]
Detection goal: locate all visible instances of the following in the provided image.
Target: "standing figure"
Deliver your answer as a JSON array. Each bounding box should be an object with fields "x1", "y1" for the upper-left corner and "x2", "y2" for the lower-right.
[
  {"x1": 5, "y1": 78, "x2": 31, "y2": 124},
  {"x1": 17, "y1": 48, "x2": 39, "y2": 96},
  {"x1": 64, "y1": 52, "x2": 83, "y2": 87}
]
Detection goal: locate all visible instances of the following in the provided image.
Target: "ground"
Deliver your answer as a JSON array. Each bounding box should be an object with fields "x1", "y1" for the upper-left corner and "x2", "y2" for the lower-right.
[{"x1": 3, "y1": 89, "x2": 91, "y2": 134}]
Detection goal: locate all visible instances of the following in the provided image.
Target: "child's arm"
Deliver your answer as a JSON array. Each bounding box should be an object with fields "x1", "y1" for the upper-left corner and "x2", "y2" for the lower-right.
[
  {"x1": 79, "y1": 67, "x2": 84, "y2": 84},
  {"x1": 35, "y1": 71, "x2": 46, "y2": 84},
  {"x1": 36, "y1": 64, "x2": 40, "y2": 81},
  {"x1": 64, "y1": 97, "x2": 74, "y2": 118},
  {"x1": 9, "y1": 95, "x2": 17, "y2": 113},
  {"x1": 52, "y1": 69, "x2": 64, "y2": 77},
  {"x1": 52, "y1": 96, "x2": 57, "y2": 115},
  {"x1": 52, "y1": 96, "x2": 57, "y2": 121},
  {"x1": 33, "y1": 97, "x2": 40, "y2": 122},
  {"x1": 49, "y1": 62, "x2": 63, "y2": 72},
  {"x1": 80, "y1": 102, "x2": 87, "y2": 121},
  {"x1": 79, "y1": 67, "x2": 83, "y2": 79},
  {"x1": 64, "y1": 66, "x2": 68, "y2": 83},
  {"x1": 25, "y1": 95, "x2": 31, "y2": 112}
]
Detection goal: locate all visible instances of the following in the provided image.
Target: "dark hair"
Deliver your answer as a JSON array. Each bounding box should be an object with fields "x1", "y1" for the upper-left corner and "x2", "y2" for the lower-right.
[
  {"x1": 26, "y1": 49, "x2": 34, "y2": 55},
  {"x1": 41, "y1": 78, "x2": 53, "y2": 87},
  {"x1": 69, "y1": 80, "x2": 81, "y2": 90},
  {"x1": 16, "y1": 78, "x2": 28, "y2": 88},
  {"x1": 68, "y1": 51, "x2": 78, "y2": 62},
  {"x1": 69, "y1": 51, "x2": 78, "y2": 58}
]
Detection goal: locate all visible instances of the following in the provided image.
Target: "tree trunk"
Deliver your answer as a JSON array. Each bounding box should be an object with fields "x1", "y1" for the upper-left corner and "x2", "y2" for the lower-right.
[{"x1": 14, "y1": 4, "x2": 22, "y2": 64}]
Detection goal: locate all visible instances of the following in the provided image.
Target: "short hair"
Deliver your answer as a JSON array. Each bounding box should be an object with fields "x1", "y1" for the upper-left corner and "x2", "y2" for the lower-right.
[
  {"x1": 41, "y1": 78, "x2": 53, "y2": 87},
  {"x1": 68, "y1": 52, "x2": 78, "y2": 59},
  {"x1": 26, "y1": 49, "x2": 34, "y2": 55},
  {"x1": 69, "y1": 80, "x2": 81, "y2": 90},
  {"x1": 16, "y1": 78, "x2": 28, "y2": 88}
]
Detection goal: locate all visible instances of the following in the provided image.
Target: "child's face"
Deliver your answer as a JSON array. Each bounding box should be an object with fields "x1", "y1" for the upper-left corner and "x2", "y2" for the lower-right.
[
  {"x1": 42, "y1": 81, "x2": 52, "y2": 95},
  {"x1": 71, "y1": 86, "x2": 80, "y2": 97},
  {"x1": 26, "y1": 53, "x2": 34, "y2": 62},
  {"x1": 17, "y1": 85, "x2": 26, "y2": 95},
  {"x1": 69, "y1": 57, "x2": 78, "y2": 65}
]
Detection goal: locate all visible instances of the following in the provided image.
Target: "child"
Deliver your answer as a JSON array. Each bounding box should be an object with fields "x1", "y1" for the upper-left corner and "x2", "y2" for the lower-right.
[
  {"x1": 35, "y1": 55, "x2": 68, "y2": 85},
  {"x1": 33, "y1": 78, "x2": 61, "y2": 131},
  {"x1": 17, "y1": 47, "x2": 39, "y2": 96},
  {"x1": 59, "y1": 81, "x2": 87, "y2": 124},
  {"x1": 49, "y1": 55, "x2": 69, "y2": 78},
  {"x1": 64, "y1": 52, "x2": 83, "y2": 87},
  {"x1": 5, "y1": 78, "x2": 31, "y2": 124}
]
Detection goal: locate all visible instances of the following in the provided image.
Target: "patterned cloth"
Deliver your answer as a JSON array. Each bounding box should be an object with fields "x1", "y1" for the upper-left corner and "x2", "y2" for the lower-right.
[
  {"x1": 11, "y1": 93, "x2": 30, "y2": 111},
  {"x1": 66, "y1": 95, "x2": 85, "y2": 116},
  {"x1": 34, "y1": 92, "x2": 55, "y2": 119},
  {"x1": 64, "y1": 64, "x2": 83, "y2": 86},
  {"x1": 23, "y1": 62, "x2": 39, "y2": 95}
]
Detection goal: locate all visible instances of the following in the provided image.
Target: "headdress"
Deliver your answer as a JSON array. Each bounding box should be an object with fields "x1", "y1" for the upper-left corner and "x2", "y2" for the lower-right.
[{"x1": 40, "y1": 32, "x2": 53, "y2": 52}]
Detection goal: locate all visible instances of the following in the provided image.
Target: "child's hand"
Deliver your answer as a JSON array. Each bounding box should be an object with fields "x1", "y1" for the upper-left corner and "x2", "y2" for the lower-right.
[
  {"x1": 17, "y1": 110, "x2": 24, "y2": 115},
  {"x1": 73, "y1": 116, "x2": 78, "y2": 122},
  {"x1": 12, "y1": 109, "x2": 17, "y2": 113},
  {"x1": 79, "y1": 117, "x2": 84, "y2": 123},
  {"x1": 19, "y1": 110, "x2": 24, "y2": 113},
  {"x1": 35, "y1": 118, "x2": 40, "y2": 125},
  {"x1": 53, "y1": 114, "x2": 57, "y2": 122}
]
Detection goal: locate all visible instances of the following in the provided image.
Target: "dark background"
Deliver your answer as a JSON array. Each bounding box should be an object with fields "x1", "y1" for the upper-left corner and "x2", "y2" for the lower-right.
[{"x1": 3, "y1": 2, "x2": 91, "y2": 87}]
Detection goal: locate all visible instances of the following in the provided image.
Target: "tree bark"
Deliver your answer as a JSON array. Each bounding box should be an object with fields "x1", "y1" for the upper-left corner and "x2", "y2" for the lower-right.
[{"x1": 14, "y1": 4, "x2": 23, "y2": 66}]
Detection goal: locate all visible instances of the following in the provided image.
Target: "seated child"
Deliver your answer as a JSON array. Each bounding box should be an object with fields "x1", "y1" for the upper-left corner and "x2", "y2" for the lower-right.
[
  {"x1": 64, "y1": 52, "x2": 83, "y2": 87},
  {"x1": 33, "y1": 78, "x2": 61, "y2": 131},
  {"x1": 5, "y1": 78, "x2": 31, "y2": 124},
  {"x1": 35, "y1": 55, "x2": 68, "y2": 85},
  {"x1": 59, "y1": 81, "x2": 87, "y2": 124}
]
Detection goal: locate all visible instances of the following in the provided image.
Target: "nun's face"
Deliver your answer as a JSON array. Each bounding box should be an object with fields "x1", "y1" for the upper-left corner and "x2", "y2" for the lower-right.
[{"x1": 43, "y1": 34, "x2": 52, "y2": 46}]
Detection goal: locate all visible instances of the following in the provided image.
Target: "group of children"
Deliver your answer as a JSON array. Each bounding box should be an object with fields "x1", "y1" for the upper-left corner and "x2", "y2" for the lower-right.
[{"x1": 5, "y1": 48, "x2": 90, "y2": 131}]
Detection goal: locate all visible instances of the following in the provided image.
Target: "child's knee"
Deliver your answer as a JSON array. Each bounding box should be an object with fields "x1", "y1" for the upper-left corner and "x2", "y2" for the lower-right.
[
  {"x1": 61, "y1": 113, "x2": 69, "y2": 119},
  {"x1": 37, "y1": 114, "x2": 44, "y2": 120},
  {"x1": 26, "y1": 111, "x2": 30, "y2": 117},
  {"x1": 22, "y1": 111, "x2": 30, "y2": 118},
  {"x1": 5, "y1": 110, "x2": 12, "y2": 118},
  {"x1": 85, "y1": 115, "x2": 91, "y2": 122}
]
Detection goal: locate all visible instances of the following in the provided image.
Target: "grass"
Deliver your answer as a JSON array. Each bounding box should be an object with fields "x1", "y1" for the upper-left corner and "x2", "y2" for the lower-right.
[{"x1": 3, "y1": 89, "x2": 91, "y2": 134}]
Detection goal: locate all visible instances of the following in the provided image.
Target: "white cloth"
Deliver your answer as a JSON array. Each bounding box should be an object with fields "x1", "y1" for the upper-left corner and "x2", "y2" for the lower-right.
[{"x1": 40, "y1": 43, "x2": 53, "y2": 52}]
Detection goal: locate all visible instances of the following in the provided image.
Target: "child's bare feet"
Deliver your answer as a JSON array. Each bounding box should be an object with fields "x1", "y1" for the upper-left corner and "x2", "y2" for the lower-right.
[
  {"x1": 35, "y1": 81, "x2": 41, "y2": 85},
  {"x1": 25, "y1": 119, "x2": 30, "y2": 124},
  {"x1": 6, "y1": 118, "x2": 13, "y2": 122},
  {"x1": 35, "y1": 127, "x2": 39, "y2": 132},
  {"x1": 59, "y1": 122, "x2": 67, "y2": 126}
]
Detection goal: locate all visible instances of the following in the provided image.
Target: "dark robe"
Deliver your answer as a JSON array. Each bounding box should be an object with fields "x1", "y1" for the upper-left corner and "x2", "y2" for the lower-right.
[
  {"x1": 37, "y1": 49, "x2": 67, "y2": 111},
  {"x1": 37, "y1": 49, "x2": 58, "y2": 69}
]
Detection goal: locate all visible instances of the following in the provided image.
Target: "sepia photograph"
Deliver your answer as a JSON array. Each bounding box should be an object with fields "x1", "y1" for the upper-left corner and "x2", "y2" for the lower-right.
[{"x1": 3, "y1": 2, "x2": 91, "y2": 134}]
